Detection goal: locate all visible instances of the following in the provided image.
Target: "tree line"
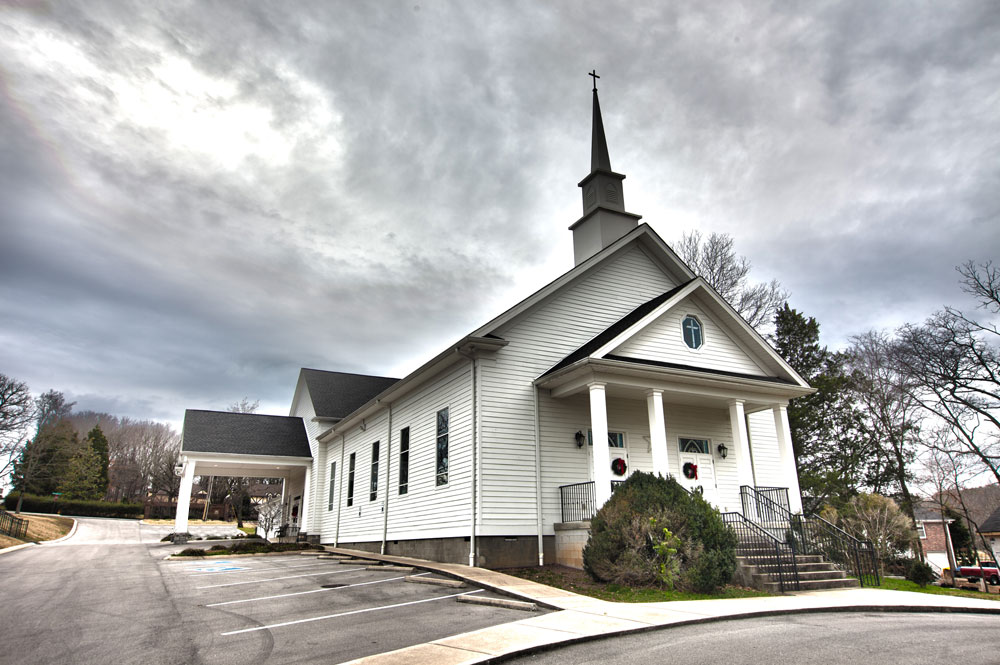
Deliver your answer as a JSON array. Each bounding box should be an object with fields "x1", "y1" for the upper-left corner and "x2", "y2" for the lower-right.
[{"x1": 0, "y1": 385, "x2": 181, "y2": 512}]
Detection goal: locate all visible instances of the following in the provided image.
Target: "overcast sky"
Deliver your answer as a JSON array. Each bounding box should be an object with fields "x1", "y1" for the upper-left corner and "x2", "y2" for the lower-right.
[{"x1": 1, "y1": 1, "x2": 998, "y2": 433}]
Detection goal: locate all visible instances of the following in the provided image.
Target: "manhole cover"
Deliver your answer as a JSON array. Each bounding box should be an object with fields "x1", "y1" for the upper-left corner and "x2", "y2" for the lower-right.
[{"x1": 321, "y1": 584, "x2": 346, "y2": 588}]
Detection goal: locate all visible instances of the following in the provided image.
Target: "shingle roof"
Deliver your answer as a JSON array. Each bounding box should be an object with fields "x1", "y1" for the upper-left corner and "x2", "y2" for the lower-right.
[
  {"x1": 300, "y1": 368, "x2": 399, "y2": 419},
  {"x1": 980, "y1": 505, "x2": 1000, "y2": 534},
  {"x1": 914, "y1": 502, "x2": 951, "y2": 522},
  {"x1": 182, "y1": 410, "x2": 311, "y2": 458}
]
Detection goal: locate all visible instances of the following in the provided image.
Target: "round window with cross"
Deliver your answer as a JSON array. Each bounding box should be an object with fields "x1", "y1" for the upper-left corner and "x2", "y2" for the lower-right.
[{"x1": 682, "y1": 315, "x2": 704, "y2": 349}]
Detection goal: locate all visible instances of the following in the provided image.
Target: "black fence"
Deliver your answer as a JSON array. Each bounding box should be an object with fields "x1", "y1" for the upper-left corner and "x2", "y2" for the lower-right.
[
  {"x1": 722, "y1": 511, "x2": 799, "y2": 593},
  {"x1": 740, "y1": 485, "x2": 879, "y2": 587},
  {"x1": 0, "y1": 509, "x2": 29, "y2": 540}
]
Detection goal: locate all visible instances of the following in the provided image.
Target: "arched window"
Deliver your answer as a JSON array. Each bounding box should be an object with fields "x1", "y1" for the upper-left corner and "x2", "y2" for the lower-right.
[{"x1": 682, "y1": 315, "x2": 703, "y2": 349}]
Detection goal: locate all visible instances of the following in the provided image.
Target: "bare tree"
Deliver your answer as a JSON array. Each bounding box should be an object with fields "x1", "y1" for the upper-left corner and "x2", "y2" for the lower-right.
[
  {"x1": 34, "y1": 390, "x2": 74, "y2": 433},
  {"x1": 831, "y1": 493, "x2": 915, "y2": 573},
  {"x1": 0, "y1": 374, "x2": 36, "y2": 484},
  {"x1": 676, "y1": 231, "x2": 789, "y2": 331},
  {"x1": 895, "y1": 261, "x2": 1000, "y2": 485},
  {"x1": 846, "y1": 331, "x2": 925, "y2": 556},
  {"x1": 227, "y1": 398, "x2": 260, "y2": 414}
]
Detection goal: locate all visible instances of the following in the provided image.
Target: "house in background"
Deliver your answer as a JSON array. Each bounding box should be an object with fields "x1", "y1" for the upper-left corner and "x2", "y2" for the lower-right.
[
  {"x1": 980, "y1": 506, "x2": 1000, "y2": 564},
  {"x1": 173, "y1": 83, "x2": 813, "y2": 568},
  {"x1": 914, "y1": 502, "x2": 957, "y2": 574}
]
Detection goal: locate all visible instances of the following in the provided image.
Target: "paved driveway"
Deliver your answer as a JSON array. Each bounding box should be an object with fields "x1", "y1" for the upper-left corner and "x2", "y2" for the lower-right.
[{"x1": 0, "y1": 517, "x2": 538, "y2": 665}]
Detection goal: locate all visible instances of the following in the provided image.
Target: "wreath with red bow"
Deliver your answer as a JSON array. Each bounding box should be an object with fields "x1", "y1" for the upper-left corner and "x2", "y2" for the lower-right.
[
  {"x1": 682, "y1": 462, "x2": 698, "y2": 480},
  {"x1": 611, "y1": 457, "x2": 627, "y2": 476}
]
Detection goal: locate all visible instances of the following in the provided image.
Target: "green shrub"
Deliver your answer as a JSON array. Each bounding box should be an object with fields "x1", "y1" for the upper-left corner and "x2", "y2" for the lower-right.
[
  {"x1": 178, "y1": 548, "x2": 205, "y2": 557},
  {"x1": 2, "y1": 493, "x2": 142, "y2": 518},
  {"x1": 582, "y1": 473, "x2": 737, "y2": 592},
  {"x1": 906, "y1": 560, "x2": 937, "y2": 587}
]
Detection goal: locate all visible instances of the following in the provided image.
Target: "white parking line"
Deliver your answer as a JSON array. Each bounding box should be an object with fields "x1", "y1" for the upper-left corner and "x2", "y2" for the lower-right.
[
  {"x1": 196, "y1": 567, "x2": 365, "y2": 589},
  {"x1": 187, "y1": 562, "x2": 335, "y2": 577},
  {"x1": 221, "y1": 590, "x2": 483, "y2": 636},
  {"x1": 205, "y1": 572, "x2": 429, "y2": 607}
]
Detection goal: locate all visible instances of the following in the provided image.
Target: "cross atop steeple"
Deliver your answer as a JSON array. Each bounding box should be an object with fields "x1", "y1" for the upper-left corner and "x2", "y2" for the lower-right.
[{"x1": 589, "y1": 69, "x2": 600, "y2": 92}]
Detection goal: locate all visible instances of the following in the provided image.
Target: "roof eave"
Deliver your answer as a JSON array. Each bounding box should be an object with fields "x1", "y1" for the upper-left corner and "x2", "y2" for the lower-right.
[{"x1": 317, "y1": 335, "x2": 508, "y2": 443}]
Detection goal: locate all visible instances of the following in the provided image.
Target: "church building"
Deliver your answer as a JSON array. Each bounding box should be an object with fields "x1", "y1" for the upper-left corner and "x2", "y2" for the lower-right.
[{"x1": 174, "y1": 80, "x2": 812, "y2": 569}]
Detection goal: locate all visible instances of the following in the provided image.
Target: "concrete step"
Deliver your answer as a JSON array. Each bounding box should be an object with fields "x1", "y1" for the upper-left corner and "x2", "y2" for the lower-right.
[
  {"x1": 738, "y1": 559, "x2": 840, "y2": 574},
  {"x1": 339, "y1": 558, "x2": 378, "y2": 565},
  {"x1": 406, "y1": 575, "x2": 465, "y2": 588},
  {"x1": 368, "y1": 565, "x2": 415, "y2": 573}
]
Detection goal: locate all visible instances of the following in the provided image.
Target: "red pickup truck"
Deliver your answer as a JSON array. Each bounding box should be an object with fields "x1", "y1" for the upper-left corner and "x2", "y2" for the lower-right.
[{"x1": 958, "y1": 563, "x2": 999, "y2": 585}]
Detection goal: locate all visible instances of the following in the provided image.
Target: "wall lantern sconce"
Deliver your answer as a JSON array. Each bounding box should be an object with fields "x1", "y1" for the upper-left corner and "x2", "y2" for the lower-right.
[
  {"x1": 574, "y1": 431, "x2": 586, "y2": 448},
  {"x1": 173, "y1": 462, "x2": 184, "y2": 477},
  {"x1": 716, "y1": 443, "x2": 728, "y2": 459}
]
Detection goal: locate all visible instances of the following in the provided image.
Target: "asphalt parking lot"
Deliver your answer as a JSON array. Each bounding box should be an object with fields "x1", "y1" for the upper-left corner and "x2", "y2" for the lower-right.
[
  {"x1": 0, "y1": 517, "x2": 545, "y2": 665},
  {"x1": 162, "y1": 551, "x2": 540, "y2": 662}
]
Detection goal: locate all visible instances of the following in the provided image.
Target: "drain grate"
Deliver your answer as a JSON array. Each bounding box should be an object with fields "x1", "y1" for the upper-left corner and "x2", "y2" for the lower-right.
[{"x1": 320, "y1": 583, "x2": 347, "y2": 588}]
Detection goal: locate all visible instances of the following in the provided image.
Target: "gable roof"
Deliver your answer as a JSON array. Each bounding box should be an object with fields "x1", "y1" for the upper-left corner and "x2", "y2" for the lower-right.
[
  {"x1": 540, "y1": 277, "x2": 810, "y2": 388},
  {"x1": 300, "y1": 368, "x2": 399, "y2": 420},
  {"x1": 182, "y1": 410, "x2": 311, "y2": 458}
]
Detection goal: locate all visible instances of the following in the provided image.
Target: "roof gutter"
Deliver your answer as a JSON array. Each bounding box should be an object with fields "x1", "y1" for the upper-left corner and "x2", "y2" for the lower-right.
[{"x1": 317, "y1": 335, "x2": 507, "y2": 443}]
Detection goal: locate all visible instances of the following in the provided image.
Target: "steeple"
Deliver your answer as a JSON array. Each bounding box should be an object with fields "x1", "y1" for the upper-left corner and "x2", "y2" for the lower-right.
[{"x1": 570, "y1": 72, "x2": 642, "y2": 265}]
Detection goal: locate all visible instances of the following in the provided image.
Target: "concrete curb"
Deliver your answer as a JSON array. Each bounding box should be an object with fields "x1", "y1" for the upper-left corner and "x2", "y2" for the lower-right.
[
  {"x1": 164, "y1": 548, "x2": 326, "y2": 560},
  {"x1": 43, "y1": 517, "x2": 79, "y2": 544},
  {"x1": 457, "y1": 596, "x2": 538, "y2": 612},
  {"x1": 0, "y1": 542, "x2": 35, "y2": 556},
  {"x1": 326, "y1": 547, "x2": 1000, "y2": 665}
]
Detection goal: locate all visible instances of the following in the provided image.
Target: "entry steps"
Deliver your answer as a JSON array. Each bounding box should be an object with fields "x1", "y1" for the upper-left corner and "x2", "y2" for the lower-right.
[{"x1": 737, "y1": 552, "x2": 861, "y2": 592}]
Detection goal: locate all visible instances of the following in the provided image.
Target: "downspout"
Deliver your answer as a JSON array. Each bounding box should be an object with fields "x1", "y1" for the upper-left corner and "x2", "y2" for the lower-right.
[
  {"x1": 381, "y1": 403, "x2": 392, "y2": 555},
  {"x1": 335, "y1": 434, "x2": 345, "y2": 547},
  {"x1": 533, "y1": 384, "x2": 544, "y2": 566},
  {"x1": 457, "y1": 348, "x2": 478, "y2": 567}
]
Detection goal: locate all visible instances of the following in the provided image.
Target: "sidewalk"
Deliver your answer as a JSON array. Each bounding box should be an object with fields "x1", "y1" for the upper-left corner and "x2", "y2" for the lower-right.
[{"x1": 325, "y1": 547, "x2": 1000, "y2": 665}]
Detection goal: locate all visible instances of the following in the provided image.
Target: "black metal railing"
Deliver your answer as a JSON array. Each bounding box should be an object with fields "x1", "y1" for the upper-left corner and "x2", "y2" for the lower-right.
[
  {"x1": 722, "y1": 511, "x2": 799, "y2": 593},
  {"x1": 740, "y1": 485, "x2": 879, "y2": 587},
  {"x1": 559, "y1": 482, "x2": 596, "y2": 522},
  {"x1": 558, "y1": 480, "x2": 626, "y2": 522},
  {"x1": 0, "y1": 509, "x2": 29, "y2": 540}
]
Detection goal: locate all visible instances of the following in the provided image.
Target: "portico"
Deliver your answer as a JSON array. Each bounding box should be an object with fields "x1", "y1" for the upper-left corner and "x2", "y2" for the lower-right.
[
  {"x1": 173, "y1": 410, "x2": 313, "y2": 537},
  {"x1": 538, "y1": 353, "x2": 810, "y2": 515}
]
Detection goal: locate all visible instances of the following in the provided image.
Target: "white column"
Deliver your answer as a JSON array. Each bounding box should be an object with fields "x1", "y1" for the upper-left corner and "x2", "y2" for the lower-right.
[
  {"x1": 646, "y1": 389, "x2": 669, "y2": 478},
  {"x1": 300, "y1": 467, "x2": 311, "y2": 535},
  {"x1": 589, "y1": 382, "x2": 613, "y2": 507},
  {"x1": 728, "y1": 400, "x2": 754, "y2": 490},
  {"x1": 174, "y1": 459, "x2": 196, "y2": 533},
  {"x1": 772, "y1": 405, "x2": 803, "y2": 513}
]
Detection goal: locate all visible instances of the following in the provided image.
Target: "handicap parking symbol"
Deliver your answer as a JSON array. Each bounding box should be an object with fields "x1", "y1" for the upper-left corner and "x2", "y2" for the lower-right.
[{"x1": 190, "y1": 560, "x2": 249, "y2": 573}]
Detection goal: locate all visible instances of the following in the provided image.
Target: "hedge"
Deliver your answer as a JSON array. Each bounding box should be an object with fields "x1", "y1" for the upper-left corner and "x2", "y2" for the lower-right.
[{"x1": 3, "y1": 493, "x2": 143, "y2": 518}]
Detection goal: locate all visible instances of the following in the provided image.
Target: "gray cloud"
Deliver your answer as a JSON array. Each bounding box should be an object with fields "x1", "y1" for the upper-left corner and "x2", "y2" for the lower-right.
[{"x1": 1, "y1": 1, "x2": 997, "y2": 431}]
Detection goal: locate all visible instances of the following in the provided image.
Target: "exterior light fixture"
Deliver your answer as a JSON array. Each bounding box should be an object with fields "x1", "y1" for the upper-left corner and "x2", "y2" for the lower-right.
[
  {"x1": 574, "y1": 431, "x2": 586, "y2": 448},
  {"x1": 717, "y1": 443, "x2": 728, "y2": 459},
  {"x1": 173, "y1": 462, "x2": 184, "y2": 477}
]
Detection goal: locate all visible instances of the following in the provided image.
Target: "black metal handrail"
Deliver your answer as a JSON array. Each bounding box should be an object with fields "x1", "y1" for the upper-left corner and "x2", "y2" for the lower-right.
[
  {"x1": 559, "y1": 482, "x2": 596, "y2": 522},
  {"x1": 558, "y1": 480, "x2": 626, "y2": 522},
  {"x1": 0, "y1": 509, "x2": 29, "y2": 540},
  {"x1": 741, "y1": 485, "x2": 879, "y2": 587},
  {"x1": 722, "y1": 511, "x2": 799, "y2": 593}
]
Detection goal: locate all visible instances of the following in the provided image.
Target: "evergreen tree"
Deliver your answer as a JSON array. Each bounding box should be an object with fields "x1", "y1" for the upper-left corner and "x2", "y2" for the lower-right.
[
  {"x1": 57, "y1": 445, "x2": 104, "y2": 500},
  {"x1": 772, "y1": 304, "x2": 872, "y2": 512},
  {"x1": 10, "y1": 421, "x2": 81, "y2": 511},
  {"x1": 86, "y1": 425, "x2": 110, "y2": 498}
]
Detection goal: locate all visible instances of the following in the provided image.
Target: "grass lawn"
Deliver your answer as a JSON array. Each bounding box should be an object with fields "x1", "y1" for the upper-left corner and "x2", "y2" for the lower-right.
[
  {"x1": 0, "y1": 513, "x2": 74, "y2": 548},
  {"x1": 500, "y1": 564, "x2": 770, "y2": 602},
  {"x1": 879, "y1": 577, "x2": 1000, "y2": 602}
]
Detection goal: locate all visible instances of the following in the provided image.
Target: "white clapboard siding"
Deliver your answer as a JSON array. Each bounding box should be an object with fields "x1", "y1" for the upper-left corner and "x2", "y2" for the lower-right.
[
  {"x1": 480, "y1": 245, "x2": 677, "y2": 533},
  {"x1": 321, "y1": 362, "x2": 475, "y2": 544},
  {"x1": 747, "y1": 410, "x2": 786, "y2": 489},
  {"x1": 289, "y1": 386, "x2": 325, "y2": 532},
  {"x1": 612, "y1": 296, "x2": 767, "y2": 376}
]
